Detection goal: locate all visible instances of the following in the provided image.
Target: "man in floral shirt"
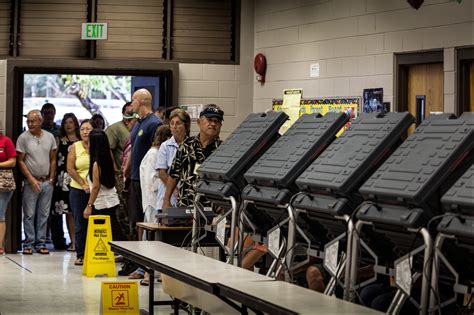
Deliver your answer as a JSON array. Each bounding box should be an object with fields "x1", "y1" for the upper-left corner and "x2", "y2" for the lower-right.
[{"x1": 162, "y1": 104, "x2": 224, "y2": 209}]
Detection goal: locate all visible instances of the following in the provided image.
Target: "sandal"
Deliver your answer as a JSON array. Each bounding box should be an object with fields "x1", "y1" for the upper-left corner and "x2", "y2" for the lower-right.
[
  {"x1": 22, "y1": 248, "x2": 33, "y2": 255},
  {"x1": 38, "y1": 247, "x2": 49, "y2": 255},
  {"x1": 128, "y1": 271, "x2": 144, "y2": 279},
  {"x1": 67, "y1": 244, "x2": 75, "y2": 252},
  {"x1": 74, "y1": 258, "x2": 83, "y2": 266},
  {"x1": 140, "y1": 279, "x2": 149, "y2": 286},
  {"x1": 0, "y1": 248, "x2": 4, "y2": 255}
]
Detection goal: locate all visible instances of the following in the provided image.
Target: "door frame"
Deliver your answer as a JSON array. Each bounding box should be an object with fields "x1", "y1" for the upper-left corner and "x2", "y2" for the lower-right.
[
  {"x1": 457, "y1": 46, "x2": 474, "y2": 114},
  {"x1": 5, "y1": 59, "x2": 179, "y2": 253},
  {"x1": 395, "y1": 50, "x2": 444, "y2": 112}
]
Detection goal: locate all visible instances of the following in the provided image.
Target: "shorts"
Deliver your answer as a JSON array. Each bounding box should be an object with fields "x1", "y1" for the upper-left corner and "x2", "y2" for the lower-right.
[
  {"x1": 0, "y1": 191, "x2": 13, "y2": 221},
  {"x1": 128, "y1": 180, "x2": 144, "y2": 224}
]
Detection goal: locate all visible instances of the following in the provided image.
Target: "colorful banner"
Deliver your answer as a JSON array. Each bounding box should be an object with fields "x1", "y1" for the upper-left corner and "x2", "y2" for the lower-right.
[{"x1": 272, "y1": 97, "x2": 360, "y2": 136}]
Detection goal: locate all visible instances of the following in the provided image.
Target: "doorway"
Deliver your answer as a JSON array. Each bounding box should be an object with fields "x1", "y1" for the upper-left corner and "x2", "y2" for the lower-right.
[
  {"x1": 458, "y1": 47, "x2": 474, "y2": 114},
  {"x1": 5, "y1": 59, "x2": 179, "y2": 253},
  {"x1": 396, "y1": 50, "x2": 444, "y2": 134}
]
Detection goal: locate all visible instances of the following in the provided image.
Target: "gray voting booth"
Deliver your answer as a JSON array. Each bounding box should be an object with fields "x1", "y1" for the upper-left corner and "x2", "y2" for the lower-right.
[
  {"x1": 194, "y1": 112, "x2": 288, "y2": 262},
  {"x1": 241, "y1": 112, "x2": 349, "y2": 276},
  {"x1": 351, "y1": 113, "x2": 473, "y2": 314}
]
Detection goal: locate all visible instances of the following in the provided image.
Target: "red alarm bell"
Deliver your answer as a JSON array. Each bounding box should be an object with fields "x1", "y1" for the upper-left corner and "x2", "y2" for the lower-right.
[{"x1": 254, "y1": 53, "x2": 267, "y2": 84}]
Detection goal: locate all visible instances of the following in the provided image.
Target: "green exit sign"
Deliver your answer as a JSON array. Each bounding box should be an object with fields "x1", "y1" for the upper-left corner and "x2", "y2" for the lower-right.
[{"x1": 81, "y1": 23, "x2": 108, "y2": 40}]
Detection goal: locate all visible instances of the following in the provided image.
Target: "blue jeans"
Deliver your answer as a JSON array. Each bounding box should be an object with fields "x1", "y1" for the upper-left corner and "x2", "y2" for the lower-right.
[
  {"x1": 22, "y1": 181, "x2": 53, "y2": 249},
  {"x1": 70, "y1": 187, "x2": 89, "y2": 259},
  {"x1": 0, "y1": 191, "x2": 13, "y2": 221}
]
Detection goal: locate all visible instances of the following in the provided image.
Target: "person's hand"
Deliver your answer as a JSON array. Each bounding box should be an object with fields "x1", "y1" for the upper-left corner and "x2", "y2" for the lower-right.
[
  {"x1": 83, "y1": 206, "x2": 92, "y2": 219},
  {"x1": 82, "y1": 183, "x2": 90, "y2": 194},
  {"x1": 28, "y1": 179, "x2": 41, "y2": 193}
]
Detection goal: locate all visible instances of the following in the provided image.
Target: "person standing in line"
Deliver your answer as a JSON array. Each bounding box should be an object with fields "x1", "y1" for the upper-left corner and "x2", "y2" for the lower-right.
[
  {"x1": 127, "y1": 89, "x2": 161, "y2": 241},
  {"x1": 162, "y1": 104, "x2": 224, "y2": 209},
  {"x1": 83, "y1": 129, "x2": 126, "y2": 242},
  {"x1": 155, "y1": 109, "x2": 190, "y2": 212},
  {"x1": 106, "y1": 102, "x2": 134, "y2": 240},
  {"x1": 17, "y1": 110, "x2": 57, "y2": 255},
  {"x1": 40, "y1": 103, "x2": 66, "y2": 250},
  {"x1": 53, "y1": 113, "x2": 80, "y2": 252},
  {"x1": 0, "y1": 130, "x2": 17, "y2": 255},
  {"x1": 67, "y1": 119, "x2": 95, "y2": 265}
]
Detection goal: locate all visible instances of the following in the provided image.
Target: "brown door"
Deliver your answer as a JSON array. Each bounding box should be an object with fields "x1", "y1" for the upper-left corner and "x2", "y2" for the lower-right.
[{"x1": 407, "y1": 63, "x2": 444, "y2": 134}]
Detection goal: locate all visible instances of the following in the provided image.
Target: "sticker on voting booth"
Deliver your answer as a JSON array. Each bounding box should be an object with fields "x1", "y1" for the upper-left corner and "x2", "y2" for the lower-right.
[
  {"x1": 100, "y1": 282, "x2": 139, "y2": 314},
  {"x1": 215, "y1": 216, "x2": 227, "y2": 248},
  {"x1": 268, "y1": 227, "x2": 281, "y2": 258},
  {"x1": 324, "y1": 240, "x2": 339, "y2": 277},
  {"x1": 395, "y1": 256, "x2": 413, "y2": 296}
]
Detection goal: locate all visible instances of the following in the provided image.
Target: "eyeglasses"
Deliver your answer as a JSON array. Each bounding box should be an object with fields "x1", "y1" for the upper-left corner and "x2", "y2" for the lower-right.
[{"x1": 170, "y1": 121, "x2": 184, "y2": 127}]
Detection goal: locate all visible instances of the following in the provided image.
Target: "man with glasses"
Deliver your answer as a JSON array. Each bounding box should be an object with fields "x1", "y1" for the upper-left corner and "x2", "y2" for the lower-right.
[
  {"x1": 17, "y1": 110, "x2": 57, "y2": 255},
  {"x1": 163, "y1": 104, "x2": 224, "y2": 209}
]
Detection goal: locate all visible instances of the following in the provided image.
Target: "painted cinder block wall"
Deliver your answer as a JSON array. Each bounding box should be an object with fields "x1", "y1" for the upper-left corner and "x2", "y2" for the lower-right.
[{"x1": 252, "y1": 0, "x2": 474, "y2": 114}]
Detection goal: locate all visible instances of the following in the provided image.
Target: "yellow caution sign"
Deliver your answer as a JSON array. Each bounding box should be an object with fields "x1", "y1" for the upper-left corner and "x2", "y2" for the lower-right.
[
  {"x1": 100, "y1": 281, "x2": 139, "y2": 314},
  {"x1": 83, "y1": 215, "x2": 116, "y2": 277}
]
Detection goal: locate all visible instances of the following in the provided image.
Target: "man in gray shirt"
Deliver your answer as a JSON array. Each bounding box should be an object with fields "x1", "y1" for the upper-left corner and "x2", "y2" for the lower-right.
[{"x1": 17, "y1": 109, "x2": 57, "y2": 254}]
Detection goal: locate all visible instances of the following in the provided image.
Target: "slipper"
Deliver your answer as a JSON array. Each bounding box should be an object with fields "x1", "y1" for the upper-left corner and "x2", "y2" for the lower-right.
[
  {"x1": 38, "y1": 247, "x2": 49, "y2": 255},
  {"x1": 74, "y1": 258, "x2": 83, "y2": 266},
  {"x1": 140, "y1": 279, "x2": 149, "y2": 286},
  {"x1": 23, "y1": 248, "x2": 33, "y2": 255},
  {"x1": 67, "y1": 245, "x2": 75, "y2": 252}
]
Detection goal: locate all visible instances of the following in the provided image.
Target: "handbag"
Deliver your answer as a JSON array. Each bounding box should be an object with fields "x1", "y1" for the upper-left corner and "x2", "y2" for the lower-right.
[{"x1": 0, "y1": 169, "x2": 16, "y2": 192}]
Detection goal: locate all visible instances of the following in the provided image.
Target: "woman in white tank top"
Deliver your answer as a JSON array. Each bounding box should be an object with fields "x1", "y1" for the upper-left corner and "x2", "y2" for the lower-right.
[{"x1": 83, "y1": 129, "x2": 126, "y2": 242}]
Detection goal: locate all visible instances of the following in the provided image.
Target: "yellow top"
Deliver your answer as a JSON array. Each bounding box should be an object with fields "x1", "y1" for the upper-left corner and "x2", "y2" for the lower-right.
[{"x1": 70, "y1": 141, "x2": 90, "y2": 190}]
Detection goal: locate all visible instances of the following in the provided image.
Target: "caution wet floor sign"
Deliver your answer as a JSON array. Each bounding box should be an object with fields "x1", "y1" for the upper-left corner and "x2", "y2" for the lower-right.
[
  {"x1": 100, "y1": 282, "x2": 139, "y2": 314},
  {"x1": 83, "y1": 215, "x2": 116, "y2": 277}
]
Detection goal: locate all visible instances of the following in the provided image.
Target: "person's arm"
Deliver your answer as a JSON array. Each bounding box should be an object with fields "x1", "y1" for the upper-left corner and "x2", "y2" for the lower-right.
[
  {"x1": 158, "y1": 169, "x2": 169, "y2": 184},
  {"x1": 66, "y1": 143, "x2": 89, "y2": 193},
  {"x1": 0, "y1": 137, "x2": 16, "y2": 168},
  {"x1": 18, "y1": 152, "x2": 40, "y2": 193},
  {"x1": 84, "y1": 162, "x2": 100, "y2": 219},
  {"x1": 49, "y1": 148, "x2": 57, "y2": 184},
  {"x1": 0, "y1": 157, "x2": 16, "y2": 168},
  {"x1": 162, "y1": 176, "x2": 177, "y2": 209}
]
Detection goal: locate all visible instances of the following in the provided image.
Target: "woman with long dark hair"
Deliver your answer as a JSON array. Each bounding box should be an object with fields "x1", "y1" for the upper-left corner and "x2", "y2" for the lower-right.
[
  {"x1": 52, "y1": 113, "x2": 80, "y2": 252},
  {"x1": 83, "y1": 129, "x2": 125, "y2": 243}
]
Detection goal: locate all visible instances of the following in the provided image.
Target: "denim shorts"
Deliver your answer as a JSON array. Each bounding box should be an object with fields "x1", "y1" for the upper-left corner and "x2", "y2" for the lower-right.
[{"x1": 0, "y1": 191, "x2": 13, "y2": 221}]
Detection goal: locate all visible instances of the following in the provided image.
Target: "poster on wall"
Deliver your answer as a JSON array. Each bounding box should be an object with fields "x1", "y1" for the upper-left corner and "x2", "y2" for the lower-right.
[
  {"x1": 301, "y1": 97, "x2": 360, "y2": 136},
  {"x1": 280, "y1": 89, "x2": 303, "y2": 134},
  {"x1": 363, "y1": 88, "x2": 384, "y2": 113},
  {"x1": 272, "y1": 97, "x2": 360, "y2": 136}
]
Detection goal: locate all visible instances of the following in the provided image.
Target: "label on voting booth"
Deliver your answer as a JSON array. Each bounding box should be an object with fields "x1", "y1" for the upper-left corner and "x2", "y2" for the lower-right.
[
  {"x1": 268, "y1": 227, "x2": 281, "y2": 258},
  {"x1": 324, "y1": 240, "x2": 339, "y2": 277},
  {"x1": 83, "y1": 215, "x2": 116, "y2": 277},
  {"x1": 100, "y1": 282, "x2": 139, "y2": 314},
  {"x1": 215, "y1": 216, "x2": 227, "y2": 248},
  {"x1": 395, "y1": 256, "x2": 413, "y2": 296}
]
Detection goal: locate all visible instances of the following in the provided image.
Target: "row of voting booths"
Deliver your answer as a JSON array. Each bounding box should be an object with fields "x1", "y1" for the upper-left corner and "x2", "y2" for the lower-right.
[{"x1": 187, "y1": 110, "x2": 473, "y2": 314}]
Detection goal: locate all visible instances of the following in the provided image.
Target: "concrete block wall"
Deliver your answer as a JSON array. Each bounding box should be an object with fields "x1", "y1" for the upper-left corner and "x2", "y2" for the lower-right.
[{"x1": 253, "y1": 0, "x2": 474, "y2": 113}]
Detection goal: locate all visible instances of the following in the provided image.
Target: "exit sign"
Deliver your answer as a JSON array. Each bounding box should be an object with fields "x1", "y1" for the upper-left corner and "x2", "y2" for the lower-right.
[{"x1": 81, "y1": 23, "x2": 108, "y2": 40}]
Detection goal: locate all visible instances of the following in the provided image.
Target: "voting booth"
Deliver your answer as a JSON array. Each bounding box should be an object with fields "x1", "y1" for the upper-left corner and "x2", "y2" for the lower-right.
[
  {"x1": 240, "y1": 112, "x2": 348, "y2": 276},
  {"x1": 350, "y1": 113, "x2": 473, "y2": 314},
  {"x1": 194, "y1": 111, "x2": 288, "y2": 262}
]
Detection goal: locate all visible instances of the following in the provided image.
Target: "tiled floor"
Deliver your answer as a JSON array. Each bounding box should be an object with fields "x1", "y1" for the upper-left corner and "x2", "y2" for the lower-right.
[{"x1": 0, "y1": 249, "x2": 178, "y2": 314}]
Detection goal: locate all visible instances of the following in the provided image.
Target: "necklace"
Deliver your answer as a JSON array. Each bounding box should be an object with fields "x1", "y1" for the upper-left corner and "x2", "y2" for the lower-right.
[{"x1": 32, "y1": 131, "x2": 43, "y2": 145}]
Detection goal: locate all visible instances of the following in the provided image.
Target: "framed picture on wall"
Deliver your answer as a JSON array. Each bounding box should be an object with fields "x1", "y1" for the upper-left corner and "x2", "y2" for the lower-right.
[{"x1": 363, "y1": 88, "x2": 384, "y2": 113}]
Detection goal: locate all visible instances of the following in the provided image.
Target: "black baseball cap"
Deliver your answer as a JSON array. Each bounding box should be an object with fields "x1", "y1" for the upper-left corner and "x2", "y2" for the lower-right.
[{"x1": 199, "y1": 104, "x2": 224, "y2": 121}]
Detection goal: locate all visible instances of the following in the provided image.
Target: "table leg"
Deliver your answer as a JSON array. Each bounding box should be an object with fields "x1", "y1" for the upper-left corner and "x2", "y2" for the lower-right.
[{"x1": 149, "y1": 269, "x2": 154, "y2": 315}]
